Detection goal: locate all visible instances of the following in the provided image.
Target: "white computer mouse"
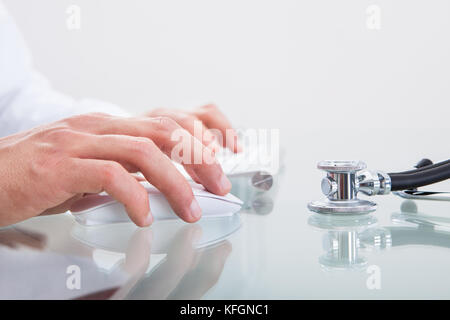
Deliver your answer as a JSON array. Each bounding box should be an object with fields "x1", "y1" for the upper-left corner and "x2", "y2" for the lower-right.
[{"x1": 70, "y1": 181, "x2": 243, "y2": 226}]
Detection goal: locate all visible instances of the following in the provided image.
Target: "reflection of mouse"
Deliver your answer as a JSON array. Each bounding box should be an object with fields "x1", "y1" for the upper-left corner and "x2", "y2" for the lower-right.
[
  {"x1": 71, "y1": 214, "x2": 242, "y2": 253},
  {"x1": 70, "y1": 181, "x2": 243, "y2": 226}
]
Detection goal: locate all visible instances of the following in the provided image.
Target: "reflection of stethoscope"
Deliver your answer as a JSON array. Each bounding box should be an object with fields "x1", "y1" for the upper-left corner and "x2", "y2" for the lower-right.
[
  {"x1": 229, "y1": 167, "x2": 284, "y2": 215},
  {"x1": 308, "y1": 200, "x2": 450, "y2": 271},
  {"x1": 308, "y1": 158, "x2": 450, "y2": 214}
]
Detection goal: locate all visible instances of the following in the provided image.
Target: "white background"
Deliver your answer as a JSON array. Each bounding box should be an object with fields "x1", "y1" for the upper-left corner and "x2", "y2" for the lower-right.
[
  {"x1": 4, "y1": 0, "x2": 450, "y2": 129},
  {"x1": 3, "y1": 0, "x2": 450, "y2": 170}
]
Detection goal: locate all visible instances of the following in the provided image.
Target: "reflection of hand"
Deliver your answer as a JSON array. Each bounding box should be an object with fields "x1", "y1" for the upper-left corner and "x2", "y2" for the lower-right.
[
  {"x1": 127, "y1": 224, "x2": 232, "y2": 300},
  {"x1": 165, "y1": 223, "x2": 203, "y2": 272},
  {"x1": 122, "y1": 228, "x2": 153, "y2": 275},
  {"x1": 128, "y1": 224, "x2": 202, "y2": 300},
  {"x1": 73, "y1": 227, "x2": 153, "y2": 300},
  {"x1": 0, "y1": 227, "x2": 46, "y2": 250},
  {"x1": 110, "y1": 227, "x2": 154, "y2": 299},
  {"x1": 168, "y1": 240, "x2": 232, "y2": 300},
  {"x1": 0, "y1": 113, "x2": 232, "y2": 227}
]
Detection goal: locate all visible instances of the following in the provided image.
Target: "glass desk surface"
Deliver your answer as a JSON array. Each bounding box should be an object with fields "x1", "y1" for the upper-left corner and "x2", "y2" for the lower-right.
[{"x1": 2, "y1": 128, "x2": 450, "y2": 299}]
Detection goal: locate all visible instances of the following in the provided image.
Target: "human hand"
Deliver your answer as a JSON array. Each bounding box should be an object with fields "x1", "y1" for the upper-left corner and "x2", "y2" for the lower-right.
[
  {"x1": 146, "y1": 104, "x2": 242, "y2": 154},
  {"x1": 0, "y1": 113, "x2": 232, "y2": 227}
]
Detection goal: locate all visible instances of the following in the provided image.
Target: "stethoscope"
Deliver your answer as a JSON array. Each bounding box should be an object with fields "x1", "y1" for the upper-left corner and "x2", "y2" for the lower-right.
[{"x1": 308, "y1": 158, "x2": 450, "y2": 215}]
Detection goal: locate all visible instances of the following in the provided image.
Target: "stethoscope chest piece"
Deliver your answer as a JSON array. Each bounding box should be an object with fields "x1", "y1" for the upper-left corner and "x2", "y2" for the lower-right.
[
  {"x1": 308, "y1": 158, "x2": 450, "y2": 215},
  {"x1": 308, "y1": 198, "x2": 377, "y2": 215},
  {"x1": 307, "y1": 160, "x2": 383, "y2": 215}
]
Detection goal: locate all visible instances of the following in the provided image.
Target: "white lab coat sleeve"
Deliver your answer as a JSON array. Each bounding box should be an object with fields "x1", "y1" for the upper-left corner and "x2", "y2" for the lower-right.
[
  {"x1": 0, "y1": 71, "x2": 131, "y2": 137},
  {"x1": 0, "y1": 2, "x2": 131, "y2": 137}
]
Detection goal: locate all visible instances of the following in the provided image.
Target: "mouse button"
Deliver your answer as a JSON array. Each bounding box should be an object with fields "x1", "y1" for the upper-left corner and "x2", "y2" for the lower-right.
[
  {"x1": 192, "y1": 188, "x2": 244, "y2": 206},
  {"x1": 195, "y1": 196, "x2": 238, "y2": 216},
  {"x1": 223, "y1": 193, "x2": 244, "y2": 205}
]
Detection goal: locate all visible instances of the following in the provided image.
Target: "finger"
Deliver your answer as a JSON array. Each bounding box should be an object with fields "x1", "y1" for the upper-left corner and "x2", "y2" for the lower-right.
[
  {"x1": 68, "y1": 135, "x2": 203, "y2": 222},
  {"x1": 63, "y1": 158, "x2": 152, "y2": 227},
  {"x1": 66, "y1": 116, "x2": 232, "y2": 196},
  {"x1": 148, "y1": 109, "x2": 221, "y2": 153},
  {"x1": 192, "y1": 104, "x2": 242, "y2": 153},
  {"x1": 178, "y1": 115, "x2": 222, "y2": 153},
  {"x1": 184, "y1": 166, "x2": 201, "y2": 184},
  {"x1": 145, "y1": 123, "x2": 230, "y2": 196}
]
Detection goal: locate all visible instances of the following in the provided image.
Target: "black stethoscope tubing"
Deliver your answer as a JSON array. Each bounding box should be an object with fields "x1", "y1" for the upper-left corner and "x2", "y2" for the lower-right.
[{"x1": 388, "y1": 159, "x2": 450, "y2": 191}]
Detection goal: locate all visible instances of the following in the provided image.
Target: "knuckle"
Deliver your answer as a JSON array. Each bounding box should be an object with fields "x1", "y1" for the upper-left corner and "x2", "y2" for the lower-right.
[
  {"x1": 151, "y1": 107, "x2": 166, "y2": 115},
  {"x1": 195, "y1": 104, "x2": 219, "y2": 119},
  {"x1": 101, "y1": 162, "x2": 122, "y2": 185},
  {"x1": 203, "y1": 103, "x2": 218, "y2": 112},
  {"x1": 86, "y1": 112, "x2": 109, "y2": 118},
  {"x1": 38, "y1": 126, "x2": 75, "y2": 144},
  {"x1": 131, "y1": 137, "x2": 156, "y2": 157},
  {"x1": 62, "y1": 114, "x2": 88, "y2": 126},
  {"x1": 153, "y1": 116, "x2": 179, "y2": 131},
  {"x1": 178, "y1": 114, "x2": 197, "y2": 127},
  {"x1": 62, "y1": 112, "x2": 108, "y2": 127},
  {"x1": 29, "y1": 151, "x2": 67, "y2": 180}
]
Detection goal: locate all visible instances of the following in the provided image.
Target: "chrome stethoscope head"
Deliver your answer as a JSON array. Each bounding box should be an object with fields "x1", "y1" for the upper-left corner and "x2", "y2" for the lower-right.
[{"x1": 308, "y1": 160, "x2": 391, "y2": 215}]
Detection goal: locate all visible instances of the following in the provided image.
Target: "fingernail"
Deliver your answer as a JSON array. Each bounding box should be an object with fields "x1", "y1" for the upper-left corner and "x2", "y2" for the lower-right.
[
  {"x1": 190, "y1": 199, "x2": 202, "y2": 220},
  {"x1": 219, "y1": 173, "x2": 232, "y2": 192},
  {"x1": 144, "y1": 212, "x2": 153, "y2": 226}
]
